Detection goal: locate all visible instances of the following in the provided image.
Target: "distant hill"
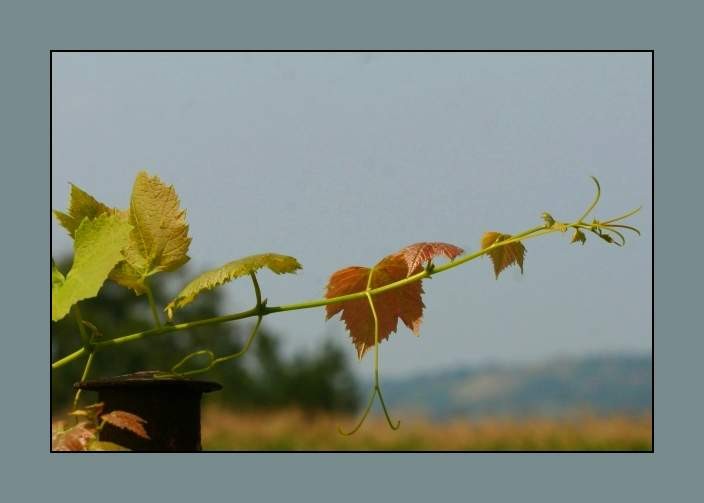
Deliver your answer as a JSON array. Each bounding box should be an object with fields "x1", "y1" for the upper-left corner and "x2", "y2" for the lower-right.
[{"x1": 379, "y1": 353, "x2": 652, "y2": 419}]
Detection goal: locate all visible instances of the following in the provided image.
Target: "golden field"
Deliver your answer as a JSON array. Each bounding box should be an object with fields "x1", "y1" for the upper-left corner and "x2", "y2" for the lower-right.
[{"x1": 201, "y1": 407, "x2": 652, "y2": 451}]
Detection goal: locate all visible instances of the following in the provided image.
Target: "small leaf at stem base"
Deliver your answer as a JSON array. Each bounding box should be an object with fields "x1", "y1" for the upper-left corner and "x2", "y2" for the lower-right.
[
  {"x1": 101, "y1": 410, "x2": 150, "y2": 440},
  {"x1": 398, "y1": 242, "x2": 464, "y2": 276},
  {"x1": 571, "y1": 229, "x2": 587, "y2": 245}
]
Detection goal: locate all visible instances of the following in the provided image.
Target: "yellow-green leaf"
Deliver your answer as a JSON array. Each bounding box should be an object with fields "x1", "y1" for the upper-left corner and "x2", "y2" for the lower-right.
[
  {"x1": 53, "y1": 183, "x2": 121, "y2": 237},
  {"x1": 68, "y1": 409, "x2": 90, "y2": 417},
  {"x1": 109, "y1": 260, "x2": 148, "y2": 295},
  {"x1": 165, "y1": 253, "x2": 302, "y2": 319},
  {"x1": 52, "y1": 183, "x2": 142, "y2": 292},
  {"x1": 51, "y1": 214, "x2": 132, "y2": 321},
  {"x1": 123, "y1": 171, "x2": 191, "y2": 278},
  {"x1": 51, "y1": 260, "x2": 66, "y2": 323},
  {"x1": 52, "y1": 259, "x2": 64, "y2": 290},
  {"x1": 88, "y1": 441, "x2": 131, "y2": 451}
]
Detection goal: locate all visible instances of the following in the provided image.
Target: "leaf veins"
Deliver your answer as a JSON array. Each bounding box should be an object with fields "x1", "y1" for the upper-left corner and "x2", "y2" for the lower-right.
[
  {"x1": 165, "y1": 253, "x2": 302, "y2": 319},
  {"x1": 123, "y1": 171, "x2": 191, "y2": 278},
  {"x1": 101, "y1": 410, "x2": 150, "y2": 440},
  {"x1": 51, "y1": 214, "x2": 132, "y2": 321},
  {"x1": 480, "y1": 231, "x2": 526, "y2": 279},
  {"x1": 52, "y1": 180, "x2": 144, "y2": 294},
  {"x1": 399, "y1": 242, "x2": 464, "y2": 275},
  {"x1": 53, "y1": 183, "x2": 121, "y2": 237}
]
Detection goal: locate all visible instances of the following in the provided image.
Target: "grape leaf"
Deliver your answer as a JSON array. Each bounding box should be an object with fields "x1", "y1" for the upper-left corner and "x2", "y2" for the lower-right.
[
  {"x1": 52, "y1": 422, "x2": 96, "y2": 451},
  {"x1": 51, "y1": 259, "x2": 64, "y2": 290},
  {"x1": 399, "y1": 242, "x2": 464, "y2": 275},
  {"x1": 51, "y1": 421, "x2": 67, "y2": 448},
  {"x1": 51, "y1": 183, "x2": 143, "y2": 292},
  {"x1": 101, "y1": 410, "x2": 150, "y2": 439},
  {"x1": 122, "y1": 171, "x2": 191, "y2": 280},
  {"x1": 165, "y1": 253, "x2": 302, "y2": 319},
  {"x1": 51, "y1": 214, "x2": 132, "y2": 321},
  {"x1": 109, "y1": 260, "x2": 148, "y2": 295},
  {"x1": 53, "y1": 183, "x2": 120, "y2": 236},
  {"x1": 481, "y1": 231, "x2": 526, "y2": 279},
  {"x1": 325, "y1": 252, "x2": 424, "y2": 358}
]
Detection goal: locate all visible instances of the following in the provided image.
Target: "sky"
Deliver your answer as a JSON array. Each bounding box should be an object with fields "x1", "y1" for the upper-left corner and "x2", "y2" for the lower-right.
[{"x1": 51, "y1": 52, "x2": 652, "y2": 378}]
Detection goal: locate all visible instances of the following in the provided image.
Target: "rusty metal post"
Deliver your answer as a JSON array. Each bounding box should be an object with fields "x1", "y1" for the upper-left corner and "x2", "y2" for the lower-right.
[{"x1": 75, "y1": 372, "x2": 222, "y2": 451}]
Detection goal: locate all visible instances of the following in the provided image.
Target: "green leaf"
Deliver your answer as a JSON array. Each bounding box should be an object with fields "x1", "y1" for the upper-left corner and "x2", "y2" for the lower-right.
[
  {"x1": 109, "y1": 260, "x2": 148, "y2": 295},
  {"x1": 52, "y1": 259, "x2": 65, "y2": 289},
  {"x1": 52, "y1": 173, "x2": 190, "y2": 294},
  {"x1": 53, "y1": 183, "x2": 122, "y2": 237},
  {"x1": 51, "y1": 214, "x2": 132, "y2": 321},
  {"x1": 541, "y1": 212, "x2": 556, "y2": 227},
  {"x1": 166, "y1": 253, "x2": 302, "y2": 319},
  {"x1": 51, "y1": 260, "x2": 66, "y2": 323},
  {"x1": 122, "y1": 171, "x2": 191, "y2": 281},
  {"x1": 571, "y1": 229, "x2": 587, "y2": 245},
  {"x1": 52, "y1": 183, "x2": 144, "y2": 293}
]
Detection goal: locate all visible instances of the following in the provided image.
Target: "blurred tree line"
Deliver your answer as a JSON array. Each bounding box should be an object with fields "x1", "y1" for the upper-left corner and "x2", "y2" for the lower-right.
[{"x1": 51, "y1": 260, "x2": 361, "y2": 415}]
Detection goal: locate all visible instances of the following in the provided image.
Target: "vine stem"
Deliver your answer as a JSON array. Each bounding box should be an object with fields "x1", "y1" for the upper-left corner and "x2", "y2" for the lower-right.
[
  {"x1": 160, "y1": 272, "x2": 266, "y2": 378},
  {"x1": 73, "y1": 305, "x2": 89, "y2": 347},
  {"x1": 250, "y1": 271, "x2": 263, "y2": 307},
  {"x1": 69, "y1": 304, "x2": 96, "y2": 411},
  {"x1": 52, "y1": 346, "x2": 86, "y2": 368},
  {"x1": 338, "y1": 272, "x2": 399, "y2": 434},
  {"x1": 144, "y1": 279, "x2": 162, "y2": 328},
  {"x1": 72, "y1": 350, "x2": 95, "y2": 410},
  {"x1": 368, "y1": 292, "x2": 400, "y2": 431},
  {"x1": 170, "y1": 315, "x2": 264, "y2": 378},
  {"x1": 51, "y1": 223, "x2": 554, "y2": 370},
  {"x1": 577, "y1": 176, "x2": 601, "y2": 223},
  {"x1": 338, "y1": 272, "x2": 379, "y2": 434}
]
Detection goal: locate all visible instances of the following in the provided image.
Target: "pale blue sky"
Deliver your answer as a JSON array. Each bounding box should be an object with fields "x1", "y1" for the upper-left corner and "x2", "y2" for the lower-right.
[{"x1": 51, "y1": 52, "x2": 652, "y2": 377}]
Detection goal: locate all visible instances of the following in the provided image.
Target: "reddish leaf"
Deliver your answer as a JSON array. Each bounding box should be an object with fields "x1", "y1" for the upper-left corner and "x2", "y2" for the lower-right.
[
  {"x1": 481, "y1": 231, "x2": 526, "y2": 278},
  {"x1": 52, "y1": 422, "x2": 96, "y2": 451},
  {"x1": 399, "y1": 242, "x2": 464, "y2": 275},
  {"x1": 325, "y1": 252, "x2": 424, "y2": 358},
  {"x1": 51, "y1": 421, "x2": 67, "y2": 450},
  {"x1": 101, "y1": 410, "x2": 150, "y2": 440}
]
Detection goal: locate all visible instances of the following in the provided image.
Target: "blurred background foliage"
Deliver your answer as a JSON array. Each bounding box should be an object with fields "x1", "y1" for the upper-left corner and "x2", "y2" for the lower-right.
[{"x1": 51, "y1": 259, "x2": 361, "y2": 416}]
